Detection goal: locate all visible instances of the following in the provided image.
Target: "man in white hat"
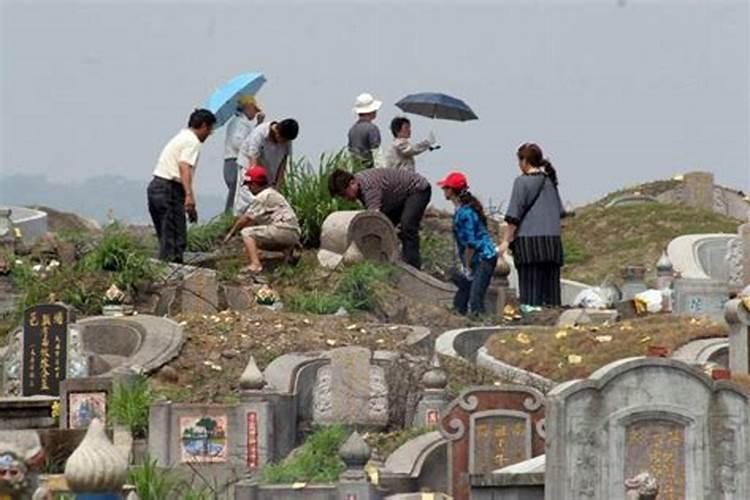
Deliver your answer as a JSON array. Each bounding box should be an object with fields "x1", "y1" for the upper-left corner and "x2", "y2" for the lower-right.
[{"x1": 347, "y1": 93, "x2": 382, "y2": 169}]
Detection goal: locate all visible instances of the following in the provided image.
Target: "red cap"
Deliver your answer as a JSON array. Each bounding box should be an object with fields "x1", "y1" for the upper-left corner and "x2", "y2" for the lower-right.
[
  {"x1": 437, "y1": 171, "x2": 468, "y2": 191},
  {"x1": 244, "y1": 166, "x2": 269, "y2": 184}
]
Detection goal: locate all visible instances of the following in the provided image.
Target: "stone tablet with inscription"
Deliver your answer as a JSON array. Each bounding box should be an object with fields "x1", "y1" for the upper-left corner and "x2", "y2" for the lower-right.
[
  {"x1": 312, "y1": 347, "x2": 388, "y2": 428},
  {"x1": 545, "y1": 357, "x2": 750, "y2": 500},
  {"x1": 22, "y1": 304, "x2": 69, "y2": 396}
]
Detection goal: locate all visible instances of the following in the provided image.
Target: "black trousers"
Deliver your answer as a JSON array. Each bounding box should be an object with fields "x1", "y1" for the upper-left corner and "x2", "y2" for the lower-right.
[
  {"x1": 517, "y1": 262, "x2": 561, "y2": 307},
  {"x1": 384, "y1": 186, "x2": 431, "y2": 269},
  {"x1": 147, "y1": 176, "x2": 187, "y2": 263}
]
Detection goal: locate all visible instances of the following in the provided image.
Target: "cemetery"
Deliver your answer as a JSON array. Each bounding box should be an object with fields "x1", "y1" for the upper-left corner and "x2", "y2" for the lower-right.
[{"x1": 0, "y1": 170, "x2": 749, "y2": 500}]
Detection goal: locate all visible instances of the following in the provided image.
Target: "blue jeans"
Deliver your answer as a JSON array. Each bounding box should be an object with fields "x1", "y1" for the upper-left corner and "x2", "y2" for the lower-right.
[{"x1": 453, "y1": 256, "x2": 497, "y2": 316}]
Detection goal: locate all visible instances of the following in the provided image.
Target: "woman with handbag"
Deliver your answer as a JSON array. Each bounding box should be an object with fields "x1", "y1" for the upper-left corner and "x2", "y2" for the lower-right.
[
  {"x1": 438, "y1": 171, "x2": 498, "y2": 316},
  {"x1": 500, "y1": 143, "x2": 566, "y2": 308}
]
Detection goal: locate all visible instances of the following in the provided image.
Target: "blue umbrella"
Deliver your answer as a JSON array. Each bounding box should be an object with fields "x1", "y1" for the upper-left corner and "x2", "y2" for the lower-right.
[
  {"x1": 395, "y1": 92, "x2": 478, "y2": 121},
  {"x1": 205, "y1": 72, "x2": 266, "y2": 128}
]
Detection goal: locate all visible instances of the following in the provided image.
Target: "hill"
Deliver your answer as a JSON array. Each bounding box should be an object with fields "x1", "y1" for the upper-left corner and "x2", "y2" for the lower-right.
[{"x1": 561, "y1": 198, "x2": 741, "y2": 286}]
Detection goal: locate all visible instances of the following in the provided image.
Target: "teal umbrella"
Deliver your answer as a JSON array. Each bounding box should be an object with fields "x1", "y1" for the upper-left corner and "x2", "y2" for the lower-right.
[{"x1": 205, "y1": 72, "x2": 266, "y2": 128}]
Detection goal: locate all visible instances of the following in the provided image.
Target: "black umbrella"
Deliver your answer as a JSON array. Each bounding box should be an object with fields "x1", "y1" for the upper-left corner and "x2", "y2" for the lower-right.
[{"x1": 395, "y1": 92, "x2": 478, "y2": 121}]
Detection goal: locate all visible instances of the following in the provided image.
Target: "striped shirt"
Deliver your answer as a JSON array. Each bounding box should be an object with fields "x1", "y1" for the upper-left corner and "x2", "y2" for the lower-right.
[{"x1": 355, "y1": 168, "x2": 430, "y2": 213}]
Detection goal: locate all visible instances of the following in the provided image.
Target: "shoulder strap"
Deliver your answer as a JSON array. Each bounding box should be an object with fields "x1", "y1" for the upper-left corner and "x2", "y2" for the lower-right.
[{"x1": 516, "y1": 175, "x2": 547, "y2": 226}]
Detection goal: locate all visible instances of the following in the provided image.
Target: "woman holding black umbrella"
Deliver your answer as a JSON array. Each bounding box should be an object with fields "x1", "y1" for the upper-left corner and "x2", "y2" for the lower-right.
[{"x1": 500, "y1": 143, "x2": 566, "y2": 309}]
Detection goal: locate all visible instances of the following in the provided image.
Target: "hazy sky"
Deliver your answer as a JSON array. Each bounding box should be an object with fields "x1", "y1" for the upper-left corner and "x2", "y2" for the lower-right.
[{"x1": 1, "y1": 0, "x2": 748, "y2": 212}]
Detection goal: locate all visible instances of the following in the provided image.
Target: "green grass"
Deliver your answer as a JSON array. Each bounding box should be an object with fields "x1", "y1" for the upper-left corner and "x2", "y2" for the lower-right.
[
  {"x1": 280, "y1": 149, "x2": 362, "y2": 248},
  {"x1": 286, "y1": 262, "x2": 394, "y2": 315},
  {"x1": 187, "y1": 213, "x2": 235, "y2": 252},
  {"x1": 562, "y1": 202, "x2": 740, "y2": 286},
  {"x1": 262, "y1": 425, "x2": 348, "y2": 484},
  {"x1": 420, "y1": 227, "x2": 457, "y2": 281},
  {"x1": 128, "y1": 457, "x2": 179, "y2": 500},
  {"x1": 109, "y1": 376, "x2": 154, "y2": 439}
]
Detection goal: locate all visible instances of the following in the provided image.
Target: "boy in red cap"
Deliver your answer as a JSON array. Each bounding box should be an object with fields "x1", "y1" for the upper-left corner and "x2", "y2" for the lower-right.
[{"x1": 224, "y1": 166, "x2": 301, "y2": 274}]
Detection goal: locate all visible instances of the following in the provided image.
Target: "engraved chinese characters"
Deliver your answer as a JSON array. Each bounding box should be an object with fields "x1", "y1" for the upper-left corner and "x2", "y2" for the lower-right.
[
  {"x1": 624, "y1": 420, "x2": 686, "y2": 500},
  {"x1": 472, "y1": 416, "x2": 528, "y2": 472},
  {"x1": 22, "y1": 304, "x2": 69, "y2": 396}
]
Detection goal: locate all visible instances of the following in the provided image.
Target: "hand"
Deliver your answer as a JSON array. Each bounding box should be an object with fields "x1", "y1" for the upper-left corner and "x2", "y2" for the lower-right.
[
  {"x1": 185, "y1": 196, "x2": 198, "y2": 223},
  {"x1": 460, "y1": 265, "x2": 474, "y2": 281},
  {"x1": 223, "y1": 231, "x2": 233, "y2": 244},
  {"x1": 498, "y1": 241, "x2": 510, "y2": 256},
  {"x1": 429, "y1": 144, "x2": 441, "y2": 151},
  {"x1": 256, "y1": 112, "x2": 266, "y2": 124}
]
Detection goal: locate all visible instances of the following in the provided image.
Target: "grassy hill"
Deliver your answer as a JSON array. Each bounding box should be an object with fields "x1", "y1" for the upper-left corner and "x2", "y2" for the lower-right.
[{"x1": 562, "y1": 202, "x2": 740, "y2": 286}]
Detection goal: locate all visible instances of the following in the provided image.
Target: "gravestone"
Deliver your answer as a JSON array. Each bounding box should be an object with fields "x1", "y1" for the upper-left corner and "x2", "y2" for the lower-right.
[
  {"x1": 683, "y1": 171, "x2": 715, "y2": 211},
  {"x1": 22, "y1": 304, "x2": 71, "y2": 396},
  {"x1": 725, "y1": 290, "x2": 750, "y2": 374},
  {"x1": 59, "y1": 377, "x2": 114, "y2": 430},
  {"x1": 317, "y1": 210, "x2": 399, "y2": 269},
  {"x1": 180, "y1": 267, "x2": 220, "y2": 314},
  {"x1": 672, "y1": 277, "x2": 729, "y2": 318},
  {"x1": 741, "y1": 221, "x2": 750, "y2": 287},
  {"x1": 312, "y1": 347, "x2": 388, "y2": 429},
  {"x1": 439, "y1": 385, "x2": 545, "y2": 500},
  {"x1": 545, "y1": 357, "x2": 750, "y2": 500}
]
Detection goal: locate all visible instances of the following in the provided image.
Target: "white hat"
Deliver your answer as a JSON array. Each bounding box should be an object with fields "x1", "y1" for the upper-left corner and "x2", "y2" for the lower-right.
[{"x1": 353, "y1": 93, "x2": 382, "y2": 115}]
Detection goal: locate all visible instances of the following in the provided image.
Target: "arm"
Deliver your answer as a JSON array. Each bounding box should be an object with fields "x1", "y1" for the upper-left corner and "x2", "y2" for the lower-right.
[
  {"x1": 275, "y1": 144, "x2": 292, "y2": 185},
  {"x1": 499, "y1": 222, "x2": 517, "y2": 256},
  {"x1": 178, "y1": 162, "x2": 197, "y2": 223},
  {"x1": 224, "y1": 213, "x2": 254, "y2": 242},
  {"x1": 394, "y1": 138, "x2": 431, "y2": 158},
  {"x1": 455, "y1": 209, "x2": 481, "y2": 268},
  {"x1": 361, "y1": 185, "x2": 383, "y2": 211},
  {"x1": 243, "y1": 127, "x2": 265, "y2": 167}
]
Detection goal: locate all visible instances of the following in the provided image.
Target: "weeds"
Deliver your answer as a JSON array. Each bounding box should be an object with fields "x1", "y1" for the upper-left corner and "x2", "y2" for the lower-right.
[
  {"x1": 280, "y1": 150, "x2": 361, "y2": 247},
  {"x1": 187, "y1": 213, "x2": 235, "y2": 252},
  {"x1": 286, "y1": 262, "x2": 394, "y2": 315},
  {"x1": 128, "y1": 457, "x2": 178, "y2": 500},
  {"x1": 262, "y1": 425, "x2": 348, "y2": 484},
  {"x1": 109, "y1": 376, "x2": 154, "y2": 439}
]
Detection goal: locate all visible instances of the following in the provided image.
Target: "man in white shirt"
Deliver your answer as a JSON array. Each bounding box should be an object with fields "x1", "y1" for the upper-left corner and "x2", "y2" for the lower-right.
[
  {"x1": 147, "y1": 109, "x2": 215, "y2": 263},
  {"x1": 234, "y1": 119, "x2": 299, "y2": 212},
  {"x1": 223, "y1": 96, "x2": 264, "y2": 213}
]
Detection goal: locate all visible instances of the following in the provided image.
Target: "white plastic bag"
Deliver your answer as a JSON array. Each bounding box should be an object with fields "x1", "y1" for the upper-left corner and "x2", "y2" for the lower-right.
[
  {"x1": 635, "y1": 289, "x2": 664, "y2": 313},
  {"x1": 573, "y1": 288, "x2": 608, "y2": 309}
]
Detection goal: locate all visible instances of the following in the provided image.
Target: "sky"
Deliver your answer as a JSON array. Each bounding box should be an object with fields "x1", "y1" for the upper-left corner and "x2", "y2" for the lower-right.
[{"x1": 1, "y1": 0, "x2": 748, "y2": 216}]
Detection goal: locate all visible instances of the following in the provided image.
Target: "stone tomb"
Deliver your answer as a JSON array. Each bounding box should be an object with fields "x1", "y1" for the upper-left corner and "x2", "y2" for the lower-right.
[
  {"x1": 59, "y1": 376, "x2": 114, "y2": 430},
  {"x1": 148, "y1": 399, "x2": 271, "y2": 475},
  {"x1": 438, "y1": 385, "x2": 545, "y2": 500},
  {"x1": 312, "y1": 346, "x2": 388, "y2": 429},
  {"x1": 22, "y1": 303, "x2": 71, "y2": 396},
  {"x1": 545, "y1": 357, "x2": 750, "y2": 500}
]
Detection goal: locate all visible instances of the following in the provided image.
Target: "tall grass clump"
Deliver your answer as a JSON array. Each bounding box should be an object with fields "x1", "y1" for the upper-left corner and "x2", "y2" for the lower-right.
[
  {"x1": 336, "y1": 261, "x2": 394, "y2": 311},
  {"x1": 187, "y1": 213, "x2": 235, "y2": 252},
  {"x1": 280, "y1": 149, "x2": 362, "y2": 247},
  {"x1": 109, "y1": 375, "x2": 154, "y2": 439},
  {"x1": 262, "y1": 425, "x2": 348, "y2": 484},
  {"x1": 128, "y1": 457, "x2": 178, "y2": 500}
]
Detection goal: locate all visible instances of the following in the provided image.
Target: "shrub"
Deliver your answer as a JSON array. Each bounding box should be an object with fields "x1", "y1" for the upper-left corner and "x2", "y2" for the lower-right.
[
  {"x1": 280, "y1": 149, "x2": 360, "y2": 248},
  {"x1": 109, "y1": 376, "x2": 154, "y2": 438},
  {"x1": 262, "y1": 425, "x2": 348, "y2": 484},
  {"x1": 336, "y1": 262, "x2": 394, "y2": 311},
  {"x1": 128, "y1": 457, "x2": 178, "y2": 500},
  {"x1": 187, "y1": 213, "x2": 235, "y2": 252},
  {"x1": 287, "y1": 290, "x2": 348, "y2": 315}
]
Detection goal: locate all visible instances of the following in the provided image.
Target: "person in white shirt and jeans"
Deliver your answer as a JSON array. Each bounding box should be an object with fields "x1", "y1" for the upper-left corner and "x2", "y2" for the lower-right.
[
  {"x1": 147, "y1": 109, "x2": 215, "y2": 263},
  {"x1": 223, "y1": 96, "x2": 264, "y2": 213}
]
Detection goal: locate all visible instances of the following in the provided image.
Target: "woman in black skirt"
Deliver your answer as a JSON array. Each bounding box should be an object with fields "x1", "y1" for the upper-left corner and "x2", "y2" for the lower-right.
[{"x1": 499, "y1": 143, "x2": 566, "y2": 308}]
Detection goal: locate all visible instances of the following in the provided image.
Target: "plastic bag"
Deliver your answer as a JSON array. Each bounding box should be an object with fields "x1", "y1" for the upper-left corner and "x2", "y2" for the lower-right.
[
  {"x1": 634, "y1": 289, "x2": 664, "y2": 314},
  {"x1": 573, "y1": 288, "x2": 609, "y2": 309}
]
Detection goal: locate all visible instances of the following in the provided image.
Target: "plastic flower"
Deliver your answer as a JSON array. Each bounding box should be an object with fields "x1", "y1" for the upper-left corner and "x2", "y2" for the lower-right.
[
  {"x1": 51, "y1": 401, "x2": 60, "y2": 419},
  {"x1": 255, "y1": 285, "x2": 279, "y2": 305},
  {"x1": 104, "y1": 284, "x2": 126, "y2": 304}
]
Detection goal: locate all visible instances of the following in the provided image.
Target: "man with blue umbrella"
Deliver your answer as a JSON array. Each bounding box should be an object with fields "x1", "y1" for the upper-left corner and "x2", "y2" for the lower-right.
[{"x1": 147, "y1": 108, "x2": 216, "y2": 264}]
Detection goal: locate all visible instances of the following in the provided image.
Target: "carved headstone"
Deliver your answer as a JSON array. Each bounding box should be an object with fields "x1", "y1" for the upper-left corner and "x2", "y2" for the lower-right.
[
  {"x1": 22, "y1": 304, "x2": 70, "y2": 396},
  {"x1": 180, "y1": 268, "x2": 219, "y2": 314},
  {"x1": 312, "y1": 347, "x2": 388, "y2": 429},
  {"x1": 439, "y1": 386, "x2": 545, "y2": 500},
  {"x1": 545, "y1": 357, "x2": 750, "y2": 500},
  {"x1": 317, "y1": 210, "x2": 399, "y2": 269},
  {"x1": 741, "y1": 221, "x2": 750, "y2": 287},
  {"x1": 726, "y1": 236, "x2": 744, "y2": 292},
  {"x1": 725, "y1": 290, "x2": 750, "y2": 374},
  {"x1": 672, "y1": 277, "x2": 729, "y2": 319},
  {"x1": 683, "y1": 171, "x2": 715, "y2": 211}
]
